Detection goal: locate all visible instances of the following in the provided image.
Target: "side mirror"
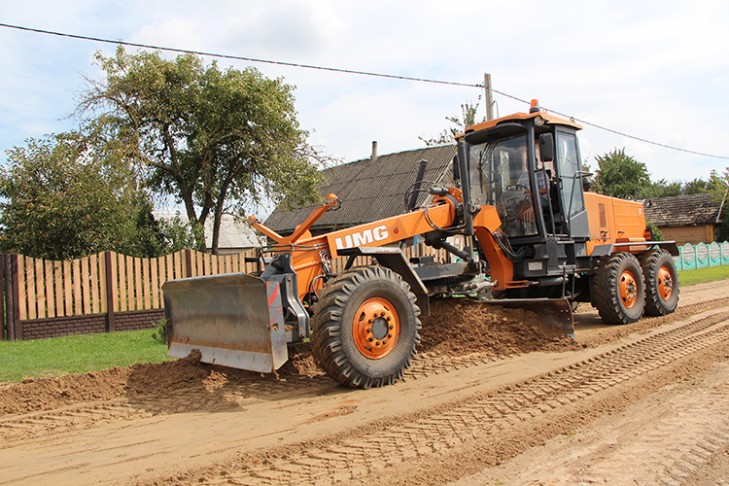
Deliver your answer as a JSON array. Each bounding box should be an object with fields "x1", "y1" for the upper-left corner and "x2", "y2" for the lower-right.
[
  {"x1": 538, "y1": 133, "x2": 554, "y2": 162},
  {"x1": 582, "y1": 175, "x2": 593, "y2": 192}
]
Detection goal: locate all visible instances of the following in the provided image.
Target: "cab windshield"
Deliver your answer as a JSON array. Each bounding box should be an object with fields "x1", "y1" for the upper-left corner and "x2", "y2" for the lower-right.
[{"x1": 468, "y1": 134, "x2": 539, "y2": 237}]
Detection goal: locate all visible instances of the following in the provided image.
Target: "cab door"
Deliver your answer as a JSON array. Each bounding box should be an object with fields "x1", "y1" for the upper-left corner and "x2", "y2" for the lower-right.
[{"x1": 555, "y1": 129, "x2": 589, "y2": 239}]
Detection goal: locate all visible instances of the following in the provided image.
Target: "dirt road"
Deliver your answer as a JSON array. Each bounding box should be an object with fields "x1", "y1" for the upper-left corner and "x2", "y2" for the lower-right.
[{"x1": 1, "y1": 281, "x2": 727, "y2": 485}]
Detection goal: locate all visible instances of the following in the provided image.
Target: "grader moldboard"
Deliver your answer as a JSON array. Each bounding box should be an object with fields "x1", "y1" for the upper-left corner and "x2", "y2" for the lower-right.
[{"x1": 162, "y1": 101, "x2": 679, "y2": 389}]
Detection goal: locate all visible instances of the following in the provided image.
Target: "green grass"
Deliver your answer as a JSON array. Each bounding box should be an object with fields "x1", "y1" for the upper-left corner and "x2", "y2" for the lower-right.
[
  {"x1": 0, "y1": 329, "x2": 172, "y2": 383},
  {"x1": 678, "y1": 265, "x2": 729, "y2": 286}
]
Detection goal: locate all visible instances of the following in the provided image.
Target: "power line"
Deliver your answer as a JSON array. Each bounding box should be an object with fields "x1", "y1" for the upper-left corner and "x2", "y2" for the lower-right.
[
  {"x1": 0, "y1": 22, "x2": 479, "y2": 89},
  {"x1": 562, "y1": 117, "x2": 729, "y2": 160},
  {"x1": 1, "y1": 21, "x2": 728, "y2": 161},
  {"x1": 485, "y1": 90, "x2": 729, "y2": 160}
]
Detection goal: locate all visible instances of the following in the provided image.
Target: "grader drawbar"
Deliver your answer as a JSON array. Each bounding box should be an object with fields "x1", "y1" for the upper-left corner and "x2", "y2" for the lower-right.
[{"x1": 162, "y1": 102, "x2": 680, "y2": 387}]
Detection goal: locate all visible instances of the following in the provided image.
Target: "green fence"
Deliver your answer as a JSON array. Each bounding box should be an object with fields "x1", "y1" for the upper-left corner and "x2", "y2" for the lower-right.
[{"x1": 675, "y1": 241, "x2": 729, "y2": 271}]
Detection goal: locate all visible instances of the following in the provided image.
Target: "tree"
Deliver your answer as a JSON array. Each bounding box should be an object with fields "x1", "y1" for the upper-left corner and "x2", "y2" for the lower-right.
[
  {"x1": 78, "y1": 47, "x2": 323, "y2": 253},
  {"x1": 707, "y1": 168, "x2": 729, "y2": 197},
  {"x1": 420, "y1": 101, "x2": 483, "y2": 146},
  {"x1": 593, "y1": 148, "x2": 652, "y2": 199},
  {"x1": 646, "y1": 179, "x2": 682, "y2": 198},
  {"x1": 0, "y1": 132, "x2": 163, "y2": 259},
  {"x1": 682, "y1": 178, "x2": 710, "y2": 195}
]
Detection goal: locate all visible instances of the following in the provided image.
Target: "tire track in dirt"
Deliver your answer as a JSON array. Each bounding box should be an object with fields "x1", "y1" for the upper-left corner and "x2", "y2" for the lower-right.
[
  {"x1": 609, "y1": 381, "x2": 729, "y2": 486},
  {"x1": 160, "y1": 307, "x2": 729, "y2": 485},
  {"x1": 0, "y1": 400, "x2": 143, "y2": 439},
  {"x1": 454, "y1": 362, "x2": 729, "y2": 486}
]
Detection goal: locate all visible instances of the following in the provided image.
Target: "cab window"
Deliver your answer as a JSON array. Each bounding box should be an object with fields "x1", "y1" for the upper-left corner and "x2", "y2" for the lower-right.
[{"x1": 469, "y1": 134, "x2": 539, "y2": 237}]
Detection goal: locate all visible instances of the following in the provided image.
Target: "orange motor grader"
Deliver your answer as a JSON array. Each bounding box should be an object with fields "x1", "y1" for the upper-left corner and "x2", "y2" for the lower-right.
[{"x1": 162, "y1": 101, "x2": 679, "y2": 389}]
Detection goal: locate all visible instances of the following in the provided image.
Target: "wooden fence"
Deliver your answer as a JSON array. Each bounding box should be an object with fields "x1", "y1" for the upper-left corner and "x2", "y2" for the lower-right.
[{"x1": 1, "y1": 244, "x2": 449, "y2": 341}]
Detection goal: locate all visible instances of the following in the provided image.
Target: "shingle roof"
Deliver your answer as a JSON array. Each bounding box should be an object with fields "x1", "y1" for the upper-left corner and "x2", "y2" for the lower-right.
[
  {"x1": 265, "y1": 145, "x2": 457, "y2": 234},
  {"x1": 643, "y1": 193, "x2": 724, "y2": 227}
]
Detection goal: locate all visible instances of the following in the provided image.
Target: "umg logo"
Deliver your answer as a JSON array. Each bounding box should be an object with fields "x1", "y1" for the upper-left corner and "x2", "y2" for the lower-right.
[{"x1": 334, "y1": 225, "x2": 389, "y2": 250}]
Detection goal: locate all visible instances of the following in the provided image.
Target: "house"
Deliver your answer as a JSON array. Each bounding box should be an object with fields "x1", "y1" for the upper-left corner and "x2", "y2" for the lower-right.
[
  {"x1": 154, "y1": 211, "x2": 264, "y2": 254},
  {"x1": 643, "y1": 193, "x2": 726, "y2": 245},
  {"x1": 265, "y1": 143, "x2": 458, "y2": 235}
]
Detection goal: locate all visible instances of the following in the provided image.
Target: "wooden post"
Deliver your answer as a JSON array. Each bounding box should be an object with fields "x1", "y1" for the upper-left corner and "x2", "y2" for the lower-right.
[
  {"x1": 104, "y1": 252, "x2": 116, "y2": 333},
  {"x1": 484, "y1": 73, "x2": 494, "y2": 121},
  {"x1": 185, "y1": 249, "x2": 193, "y2": 278}
]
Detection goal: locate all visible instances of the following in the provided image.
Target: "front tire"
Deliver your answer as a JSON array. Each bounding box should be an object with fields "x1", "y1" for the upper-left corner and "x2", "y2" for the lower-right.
[
  {"x1": 593, "y1": 252, "x2": 645, "y2": 324},
  {"x1": 311, "y1": 266, "x2": 421, "y2": 389},
  {"x1": 640, "y1": 249, "x2": 679, "y2": 316}
]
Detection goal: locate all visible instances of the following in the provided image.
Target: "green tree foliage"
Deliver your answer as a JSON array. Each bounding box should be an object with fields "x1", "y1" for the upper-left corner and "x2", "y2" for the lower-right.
[
  {"x1": 77, "y1": 47, "x2": 323, "y2": 253},
  {"x1": 683, "y1": 178, "x2": 710, "y2": 195},
  {"x1": 420, "y1": 101, "x2": 483, "y2": 146},
  {"x1": 0, "y1": 133, "x2": 163, "y2": 259},
  {"x1": 646, "y1": 221, "x2": 664, "y2": 241},
  {"x1": 707, "y1": 169, "x2": 729, "y2": 198},
  {"x1": 646, "y1": 179, "x2": 683, "y2": 198},
  {"x1": 593, "y1": 148, "x2": 652, "y2": 199}
]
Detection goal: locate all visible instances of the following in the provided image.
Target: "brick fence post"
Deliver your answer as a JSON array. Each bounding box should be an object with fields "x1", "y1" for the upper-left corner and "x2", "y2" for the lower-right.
[
  {"x1": 0, "y1": 255, "x2": 4, "y2": 340},
  {"x1": 6, "y1": 254, "x2": 21, "y2": 340}
]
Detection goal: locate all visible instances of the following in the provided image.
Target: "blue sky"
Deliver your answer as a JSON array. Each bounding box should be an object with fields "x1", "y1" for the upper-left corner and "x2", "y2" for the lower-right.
[{"x1": 1, "y1": 0, "x2": 728, "y2": 191}]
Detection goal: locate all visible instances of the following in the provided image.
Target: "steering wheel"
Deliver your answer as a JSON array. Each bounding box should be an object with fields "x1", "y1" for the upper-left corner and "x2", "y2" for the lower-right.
[{"x1": 505, "y1": 184, "x2": 529, "y2": 192}]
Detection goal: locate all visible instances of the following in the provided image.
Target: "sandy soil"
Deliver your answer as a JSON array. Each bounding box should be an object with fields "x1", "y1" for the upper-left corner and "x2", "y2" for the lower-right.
[{"x1": 0, "y1": 280, "x2": 727, "y2": 485}]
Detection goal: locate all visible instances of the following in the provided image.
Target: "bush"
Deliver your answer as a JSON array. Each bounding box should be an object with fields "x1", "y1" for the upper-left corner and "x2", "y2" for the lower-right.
[
  {"x1": 647, "y1": 221, "x2": 663, "y2": 241},
  {"x1": 151, "y1": 318, "x2": 168, "y2": 344}
]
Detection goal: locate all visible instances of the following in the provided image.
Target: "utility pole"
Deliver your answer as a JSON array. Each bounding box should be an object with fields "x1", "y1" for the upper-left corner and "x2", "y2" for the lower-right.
[{"x1": 484, "y1": 73, "x2": 494, "y2": 121}]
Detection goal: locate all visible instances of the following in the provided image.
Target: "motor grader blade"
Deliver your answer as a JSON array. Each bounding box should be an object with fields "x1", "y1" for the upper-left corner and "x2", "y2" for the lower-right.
[{"x1": 162, "y1": 273, "x2": 288, "y2": 373}]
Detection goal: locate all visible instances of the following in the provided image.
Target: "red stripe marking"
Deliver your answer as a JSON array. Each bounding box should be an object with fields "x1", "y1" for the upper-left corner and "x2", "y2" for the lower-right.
[{"x1": 268, "y1": 284, "x2": 280, "y2": 306}]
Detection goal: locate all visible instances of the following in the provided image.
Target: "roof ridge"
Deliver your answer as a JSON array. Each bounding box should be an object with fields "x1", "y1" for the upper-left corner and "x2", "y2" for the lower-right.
[{"x1": 329, "y1": 144, "x2": 455, "y2": 170}]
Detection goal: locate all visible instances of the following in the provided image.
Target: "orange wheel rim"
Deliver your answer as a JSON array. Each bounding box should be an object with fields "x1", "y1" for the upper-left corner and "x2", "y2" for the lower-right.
[
  {"x1": 352, "y1": 297, "x2": 400, "y2": 359},
  {"x1": 657, "y1": 266, "x2": 674, "y2": 300},
  {"x1": 619, "y1": 270, "x2": 638, "y2": 309}
]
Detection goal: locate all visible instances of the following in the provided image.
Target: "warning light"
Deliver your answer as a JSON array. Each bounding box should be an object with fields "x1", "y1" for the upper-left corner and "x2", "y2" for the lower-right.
[{"x1": 529, "y1": 99, "x2": 541, "y2": 113}]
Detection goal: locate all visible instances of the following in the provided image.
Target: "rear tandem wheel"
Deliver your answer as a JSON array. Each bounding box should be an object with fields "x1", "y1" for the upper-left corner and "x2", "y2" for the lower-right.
[
  {"x1": 311, "y1": 266, "x2": 421, "y2": 389},
  {"x1": 593, "y1": 252, "x2": 646, "y2": 324},
  {"x1": 640, "y1": 248, "x2": 679, "y2": 316}
]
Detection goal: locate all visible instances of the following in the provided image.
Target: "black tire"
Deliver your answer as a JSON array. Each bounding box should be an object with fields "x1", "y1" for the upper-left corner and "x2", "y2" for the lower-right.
[
  {"x1": 593, "y1": 252, "x2": 645, "y2": 324},
  {"x1": 640, "y1": 249, "x2": 679, "y2": 316},
  {"x1": 311, "y1": 266, "x2": 421, "y2": 389}
]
